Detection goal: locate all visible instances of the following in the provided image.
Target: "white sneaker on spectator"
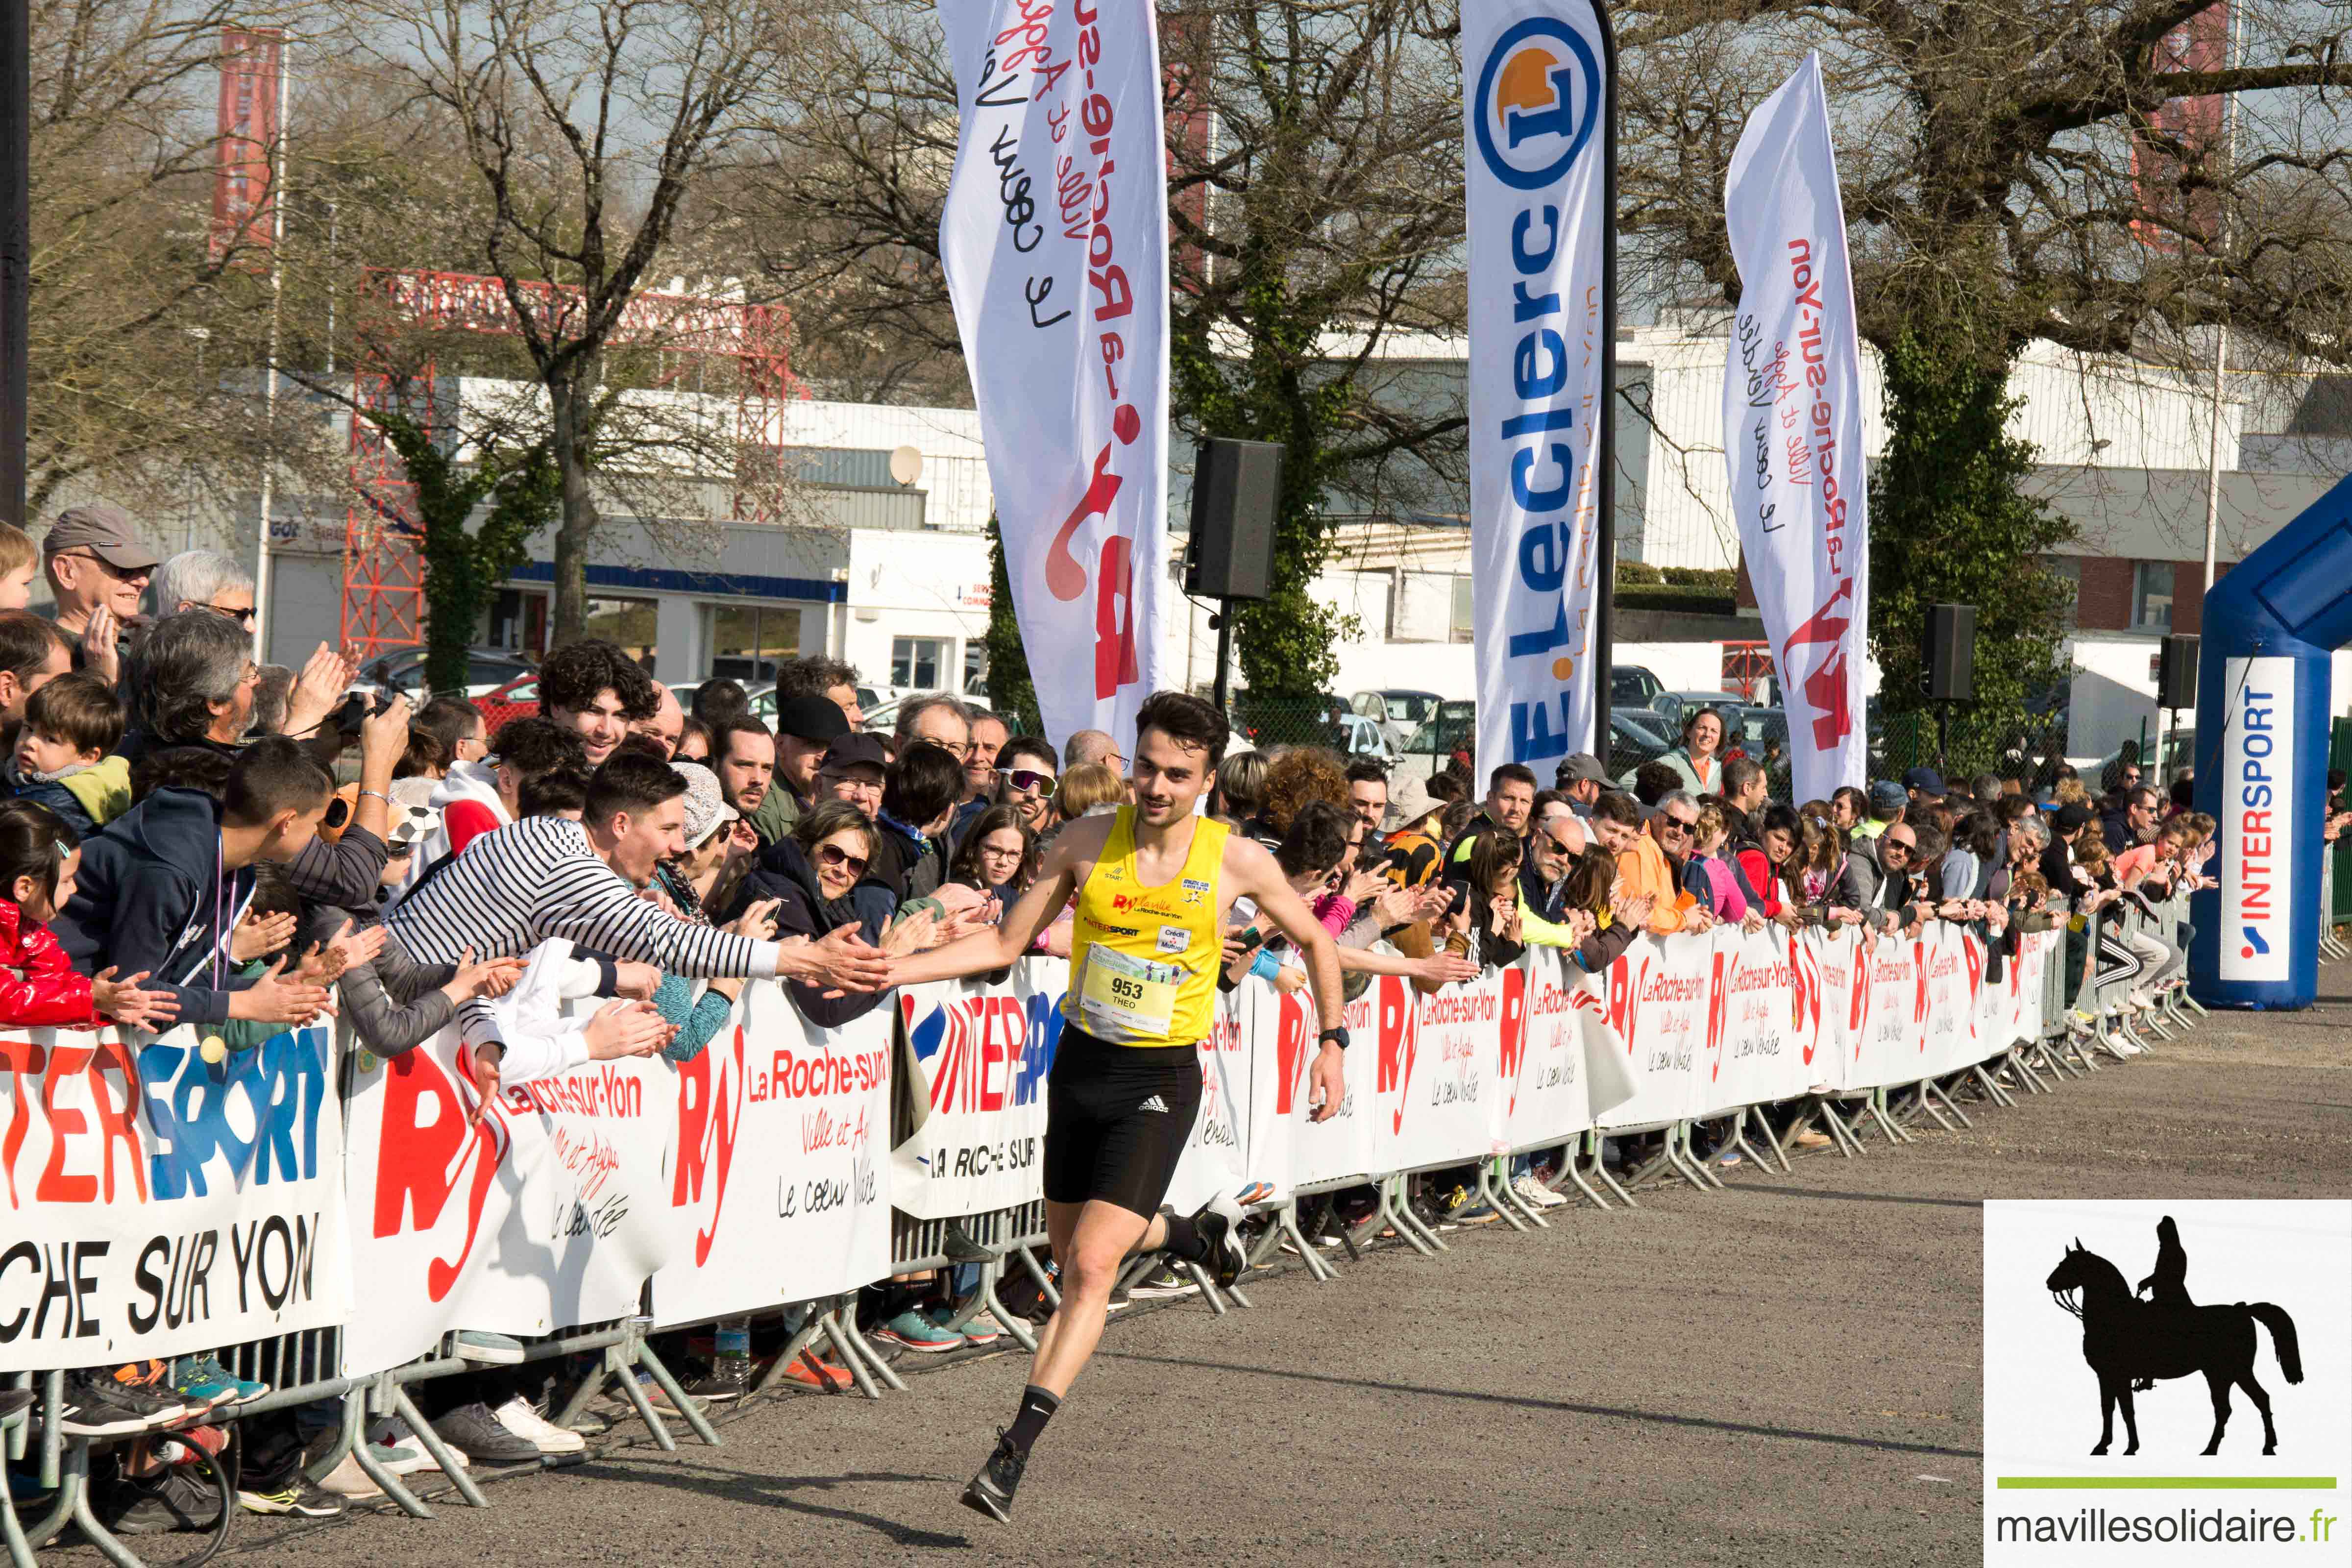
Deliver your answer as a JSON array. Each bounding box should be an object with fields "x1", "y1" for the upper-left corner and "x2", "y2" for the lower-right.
[
  {"x1": 493, "y1": 1395, "x2": 587, "y2": 1453},
  {"x1": 1510, "y1": 1174, "x2": 1566, "y2": 1210}
]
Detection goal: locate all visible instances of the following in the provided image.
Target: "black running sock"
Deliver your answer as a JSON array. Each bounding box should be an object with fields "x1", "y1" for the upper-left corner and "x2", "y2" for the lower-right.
[
  {"x1": 1004, "y1": 1385, "x2": 1060, "y2": 1454},
  {"x1": 1159, "y1": 1213, "x2": 1209, "y2": 1264}
]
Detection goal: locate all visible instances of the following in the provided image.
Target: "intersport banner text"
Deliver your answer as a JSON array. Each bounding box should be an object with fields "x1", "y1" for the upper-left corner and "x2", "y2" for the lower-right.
[
  {"x1": 1464, "y1": 0, "x2": 1613, "y2": 782},
  {"x1": 1720, "y1": 50, "x2": 1869, "y2": 805},
  {"x1": 937, "y1": 0, "x2": 1168, "y2": 752}
]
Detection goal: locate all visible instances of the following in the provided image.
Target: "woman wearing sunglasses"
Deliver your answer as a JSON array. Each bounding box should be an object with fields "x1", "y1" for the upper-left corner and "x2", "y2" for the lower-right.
[{"x1": 737, "y1": 799, "x2": 910, "y2": 1026}]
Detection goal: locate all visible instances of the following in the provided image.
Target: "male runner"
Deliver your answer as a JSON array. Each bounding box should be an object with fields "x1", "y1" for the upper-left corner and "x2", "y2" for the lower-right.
[{"x1": 882, "y1": 690, "x2": 1347, "y2": 1522}]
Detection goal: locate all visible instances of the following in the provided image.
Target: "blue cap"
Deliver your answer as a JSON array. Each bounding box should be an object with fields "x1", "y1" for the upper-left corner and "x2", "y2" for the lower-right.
[
  {"x1": 1867, "y1": 779, "x2": 1907, "y2": 811},
  {"x1": 1902, "y1": 765, "x2": 1947, "y2": 797}
]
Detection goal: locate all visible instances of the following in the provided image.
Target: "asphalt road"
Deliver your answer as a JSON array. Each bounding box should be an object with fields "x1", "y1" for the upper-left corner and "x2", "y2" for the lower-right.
[{"x1": 90, "y1": 970, "x2": 2352, "y2": 1566}]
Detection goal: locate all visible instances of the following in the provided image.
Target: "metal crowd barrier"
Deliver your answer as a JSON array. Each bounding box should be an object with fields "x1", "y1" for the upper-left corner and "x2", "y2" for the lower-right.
[{"x1": 0, "y1": 897, "x2": 2213, "y2": 1568}]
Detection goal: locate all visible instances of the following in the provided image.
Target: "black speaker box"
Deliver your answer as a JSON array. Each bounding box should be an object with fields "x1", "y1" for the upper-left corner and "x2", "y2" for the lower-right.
[
  {"x1": 1185, "y1": 438, "x2": 1282, "y2": 601},
  {"x1": 1925, "y1": 603, "x2": 1976, "y2": 702},
  {"x1": 2157, "y1": 633, "x2": 2199, "y2": 710}
]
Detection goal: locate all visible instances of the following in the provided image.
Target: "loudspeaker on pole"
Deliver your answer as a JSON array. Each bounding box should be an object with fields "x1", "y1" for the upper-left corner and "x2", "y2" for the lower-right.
[
  {"x1": 2157, "y1": 633, "x2": 2199, "y2": 711},
  {"x1": 1184, "y1": 438, "x2": 1282, "y2": 602},
  {"x1": 1925, "y1": 603, "x2": 1976, "y2": 702}
]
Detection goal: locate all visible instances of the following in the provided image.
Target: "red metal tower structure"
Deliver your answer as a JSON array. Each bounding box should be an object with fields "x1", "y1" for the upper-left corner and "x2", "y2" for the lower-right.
[{"x1": 343, "y1": 267, "x2": 801, "y2": 658}]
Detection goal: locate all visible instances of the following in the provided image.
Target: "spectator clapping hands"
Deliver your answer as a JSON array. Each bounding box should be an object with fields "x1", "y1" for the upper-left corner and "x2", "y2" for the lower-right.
[{"x1": 91, "y1": 967, "x2": 178, "y2": 1032}]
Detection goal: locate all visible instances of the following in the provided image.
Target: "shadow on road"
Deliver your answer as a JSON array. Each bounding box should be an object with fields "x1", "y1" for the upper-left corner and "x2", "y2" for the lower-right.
[
  {"x1": 1730, "y1": 1185, "x2": 1987, "y2": 1210},
  {"x1": 556, "y1": 1461, "x2": 970, "y2": 1548},
  {"x1": 1100, "y1": 1351, "x2": 1983, "y2": 1459}
]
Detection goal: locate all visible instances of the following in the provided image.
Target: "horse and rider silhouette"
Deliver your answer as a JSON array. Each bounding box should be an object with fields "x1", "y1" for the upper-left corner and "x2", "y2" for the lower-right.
[{"x1": 2045, "y1": 1217, "x2": 2303, "y2": 1457}]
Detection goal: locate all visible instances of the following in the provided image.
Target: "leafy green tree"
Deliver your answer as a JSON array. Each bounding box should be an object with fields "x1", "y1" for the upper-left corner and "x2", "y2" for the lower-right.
[
  {"x1": 369, "y1": 411, "x2": 558, "y2": 694},
  {"x1": 980, "y1": 517, "x2": 1039, "y2": 734}
]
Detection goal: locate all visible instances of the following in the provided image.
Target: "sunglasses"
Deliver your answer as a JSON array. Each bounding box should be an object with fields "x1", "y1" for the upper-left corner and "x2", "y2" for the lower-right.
[
  {"x1": 1658, "y1": 816, "x2": 1695, "y2": 835},
  {"x1": 815, "y1": 842, "x2": 869, "y2": 876},
  {"x1": 202, "y1": 600, "x2": 256, "y2": 627},
  {"x1": 68, "y1": 551, "x2": 151, "y2": 583},
  {"x1": 998, "y1": 767, "x2": 1054, "y2": 794}
]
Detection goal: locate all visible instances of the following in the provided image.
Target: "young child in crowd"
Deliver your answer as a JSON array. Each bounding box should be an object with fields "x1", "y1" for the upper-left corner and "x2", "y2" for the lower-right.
[
  {"x1": 0, "y1": 800, "x2": 177, "y2": 1031},
  {"x1": 6, "y1": 672, "x2": 131, "y2": 836}
]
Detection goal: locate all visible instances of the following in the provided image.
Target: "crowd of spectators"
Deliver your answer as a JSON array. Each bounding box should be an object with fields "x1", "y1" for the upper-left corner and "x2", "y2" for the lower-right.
[{"x1": 0, "y1": 505, "x2": 2303, "y2": 1533}]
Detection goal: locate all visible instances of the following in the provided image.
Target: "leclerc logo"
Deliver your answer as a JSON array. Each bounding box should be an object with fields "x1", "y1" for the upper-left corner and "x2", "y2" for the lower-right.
[{"x1": 1472, "y1": 19, "x2": 1601, "y2": 190}]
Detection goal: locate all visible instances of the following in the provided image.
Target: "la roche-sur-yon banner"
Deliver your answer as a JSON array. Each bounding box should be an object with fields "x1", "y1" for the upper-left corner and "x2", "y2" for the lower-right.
[
  {"x1": 1463, "y1": 0, "x2": 1615, "y2": 784},
  {"x1": 1720, "y1": 50, "x2": 1870, "y2": 806},
  {"x1": 937, "y1": 0, "x2": 1170, "y2": 752},
  {"x1": 0, "y1": 1024, "x2": 348, "y2": 1373}
]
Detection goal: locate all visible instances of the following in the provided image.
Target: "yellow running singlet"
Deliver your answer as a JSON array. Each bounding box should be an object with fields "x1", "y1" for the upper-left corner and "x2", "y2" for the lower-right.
[{"x1": 1063, "y1": 806, "x2": 1227, "y2": 1047}]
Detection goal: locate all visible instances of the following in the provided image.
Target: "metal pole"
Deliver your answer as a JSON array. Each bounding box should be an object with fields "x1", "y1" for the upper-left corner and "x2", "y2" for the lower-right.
[
  {"x1": 0, "y1": 0, "x2": 27, "y2": 529},
  {"x1": 252, "y1": 34, "x2": 291, "y2": 658},
  {"x1": 2199, "y1": 0, "x2": 2243, "y2": 604},
  {"x1": 1210, "y1": 603, "x2": 1234, "y2": 718},
  {"x1": 1590, "y1": 0, "x2": 1618, "y2": 756}
]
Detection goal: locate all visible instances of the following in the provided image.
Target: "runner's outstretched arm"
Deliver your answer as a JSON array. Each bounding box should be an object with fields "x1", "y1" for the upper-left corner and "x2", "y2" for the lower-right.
[
  {"x1": 882, "y1": 817, "x2": 1099, "y2": 987},
  {"x1": 1225, "y1": 833, "x2": 1348, "y2": 1121}
]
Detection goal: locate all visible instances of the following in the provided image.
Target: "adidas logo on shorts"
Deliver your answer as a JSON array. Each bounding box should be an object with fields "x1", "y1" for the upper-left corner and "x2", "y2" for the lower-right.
[{"x1": 1137, "y1": 1094, "x2": 1171, "y2": 1114}]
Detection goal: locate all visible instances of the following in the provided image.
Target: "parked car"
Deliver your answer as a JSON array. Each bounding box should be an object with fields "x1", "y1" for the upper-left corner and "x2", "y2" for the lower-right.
[
  {"x1": 1610, "y1": 664, "x2": 1663, "y2": 710},
  {"x1": 358, "y1": 647, "x2": 536, "y2": 702},
  {"x1": 1351, "y1": 688, "x2": 1444, "y2": 750},
  {"x1": 1606, "y1": 711, "x2": 1672, "y2": 777},
  {"x1": 472, "y1": 673, "x2": 540, "y2": 731},
  {"x1": 1723, "y1": 706, "x2": 1788, "y2": 762},
  {"x1": 1650, "y1": 690, "x2": 1750, "y2": 731}
]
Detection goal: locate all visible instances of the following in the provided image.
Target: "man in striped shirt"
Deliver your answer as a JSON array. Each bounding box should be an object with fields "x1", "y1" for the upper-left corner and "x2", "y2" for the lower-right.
[{"x1": 389, "y1": 752, "x2": 887, "y2": 1046}]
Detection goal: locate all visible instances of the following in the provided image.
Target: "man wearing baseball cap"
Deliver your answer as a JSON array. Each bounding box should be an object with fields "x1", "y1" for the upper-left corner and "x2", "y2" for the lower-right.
[
  {"x1": 42, "y1": 504, "x2": 159, "y2": 680},
  {"x1": 745, "y1": 693, "x2": 852, "y2": 846},
  {"x1": 1552, "y1": 752, "x2": 1607, "y2": 816},
  {"x1": 1902, "y1": 765, "x2": 1947, "y2": 807},
  {"x1": 1852, "y1": 778, "x2": 1905, "y2": 841}
]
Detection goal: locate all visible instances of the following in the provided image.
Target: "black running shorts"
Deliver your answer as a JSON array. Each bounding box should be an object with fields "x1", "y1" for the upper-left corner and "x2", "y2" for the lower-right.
[{"x1": 1042, "y1": 1026, "x2": 1201, "y2": 1216}]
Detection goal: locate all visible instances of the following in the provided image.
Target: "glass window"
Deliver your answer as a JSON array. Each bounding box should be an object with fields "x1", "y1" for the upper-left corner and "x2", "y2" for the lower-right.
[
  {"x1": 2131, "y1": 562, "x2": 2174, "y2": 631},
  {"x1": 962, "y1": 641, "x2": 988, "y2": 695},
  {"x1": 583, "y1": 596, "x2": 659, "y2": 667},
  {"x1": 706, "y1": 604, "x2": 801, "y2": 683},
  {"x1": 1448, "y1": 575, "x2": 1474, "y2": 644},
  {"x1": 893, "y1": 636, "x2": 949, "y2": 690}
]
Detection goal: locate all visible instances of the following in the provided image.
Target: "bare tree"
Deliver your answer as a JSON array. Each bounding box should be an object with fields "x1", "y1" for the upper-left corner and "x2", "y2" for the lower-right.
[{"x1": 332, "y1": 0, "x2": 815, "y2": 642}]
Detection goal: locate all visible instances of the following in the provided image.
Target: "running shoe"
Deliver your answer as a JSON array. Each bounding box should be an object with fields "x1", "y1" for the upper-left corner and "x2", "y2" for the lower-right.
[
  {"x1": 872, "y1": 1310, "x2": 963, "y2": 1353},
  {"x1": 1510, "y1": 1173, "x2": 1567, "y2": 1210},
  {"x1": 316, "y1": 1450, "x2": 386, "y2": 1500},
  {"x1": 96, "y1": 1365, "x2": 191, "y2": 1427},
  {"x1": 57, "y1": 1374, "x2": 157, "y2": 1437},
  {"x1": 959, "y1": 1428, "x2": 1027, "y2": 1523},
  {"x1": 96, "y1": 1467, "x2": 224, "y2": 1534},
  {"x1": 171, "y1": 1352, "x2": 268, "y2": 1408},
  {"x1": 774, "y1": 1353, "x2": 855, "y2": 1392},
  {"x1": 493, "y1": 1394, "x2": 587, "y2": 1453},
  {"x1": 929, "y1": 1307, "x2": 1004, "y2": 1346},
  {"x1": 451, "y1": 1329, "x2": 527, "y2": 1364},
  {"x1": 1451, "y1": 1202, "x2": 1501, "y2": 1225},
  {"x1": 237, "y1": 1478, "x2": 344, "y2": 1518},
  {"x1": 1128, "y1": 1266, "x2": 1197, "y2": 1299},
  {"x1": 1186, "y1": 1191, "x2": 1249, "y2": 1290},
  {"x1": 429, "y1": 1401, "x2": 545, "y2": 1466}
]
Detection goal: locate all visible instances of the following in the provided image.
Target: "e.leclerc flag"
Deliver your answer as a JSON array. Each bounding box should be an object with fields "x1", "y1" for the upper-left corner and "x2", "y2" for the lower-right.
[{"x1": 1464, "y1": 0, "x2": 1614, "y2": 786}]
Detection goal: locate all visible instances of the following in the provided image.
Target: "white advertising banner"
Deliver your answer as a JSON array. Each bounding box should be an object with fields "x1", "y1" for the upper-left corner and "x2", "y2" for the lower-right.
[
  {"x1": 1250, "y1": 980, "x2": 1376, "y2": 1191},
  {"x1": 1163, "y1": 995, "x2": 1250, "y2": 1215},
  {"x1": 1720, "y1": 51, "x2": 1869, "y2": 803},
  {"x1": 2218, "y1": 655, "x2": 2296, "y2": 983},
  {"x1": 651, "y1": 984, "x2": 892, "y2": 1328},
  {"x1": 1596, "y1": 933, "x2": 1705, "y2": 1128},
  {"x1": 1695, "y1": 927, "x2": 1802, "y2": 1117},
  {"x1": 341, "y1": 1016, "x2": 672, "y2": 1377},
  {"x1": 936, "y1": 0, "x2": 1169, "y2": 751},
  {"x1": 0, "y1": 1026, "x2": 348, "y2": 1373},
  {"x1": 1816, "y1": 926, "x2": 1868, "y2": 1092},
  {"x1": 1504, "y1": 955, "x2": 1599, "y2": 1150},
  {"x1": 891, "y1": 963, "x2": 1063, "y2": 1220},
  {"x1": 1372, "y1": 972, "x2": 1509, "y2": 1171},
  {"x1": 1463, "y1": 0, "x2": 1615, "y2": 779},
  {"x1": 1858, "y1": 932, "x2": 1924, "y2": 1091}
]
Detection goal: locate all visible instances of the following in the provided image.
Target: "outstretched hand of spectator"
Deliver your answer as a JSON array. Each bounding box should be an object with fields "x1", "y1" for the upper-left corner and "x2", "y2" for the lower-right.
[
  {"x1": 1272, "y1": 964, "x2": 1308, "y2": 995},
  {"x1": 299, "y1": 918, "x2": 387, "y2": 984},
  {"x1": 1414, "y1": 951, "x2": 1479, "y2": 987},
  {"x1": 231, "y1": 906, "x2": 298, "y2": 963},
  {"x1": 584, "y1": 998, "x2": 671, "y2": 1060},
  {"x1": 444, "y1": 946, "x2": 525, "y2": 1004},
  {"x1": 612, "y1": 960, "x2": 662, "y2": 1001},
  {"x1": 92, "y1": 967, "x2": 179, "y2": 1032},
  {"x1": 1740, "y1": 907, "x2": 1766, "y2": 935},
  {"x1": 359, "y1": 691, "x2": 413, "y2": 776},
  {"x1": 464, "y1": 1044, "x2": 506, "y2": 1129},
  {"x1": 283, "y1": 643, "x2": 358, "y2": 738},
  {"x1": 1341, "y1": 865, "x2": 1386, "y2": 906},
  {"x1": 729, "y1": 898, "x2": 781, "y2": 942},
  {"x1": 806, "y1": 922, "x2": 890, "y2": 994},
  {"x1": 880, "y1": 909, "x2": 937, "y2": 958},
  {"x1": 232, "y1": 956, "x2": 333, "y2": 1025},
  {"x1": 1612, "y1": 888, "x2": 1654, "y2": 931}
]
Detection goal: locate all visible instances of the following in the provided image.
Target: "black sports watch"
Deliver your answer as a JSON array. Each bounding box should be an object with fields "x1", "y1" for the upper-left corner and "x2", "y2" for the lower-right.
[{"x1": 1318, "y1": 1026, "x2": 1350, "y2": 1051}]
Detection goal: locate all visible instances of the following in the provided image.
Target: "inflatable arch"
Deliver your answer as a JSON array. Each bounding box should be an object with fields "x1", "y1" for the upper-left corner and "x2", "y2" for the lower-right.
[{"x1": 2189, "y1": 469, "x2": 2352, "y2": 1009}]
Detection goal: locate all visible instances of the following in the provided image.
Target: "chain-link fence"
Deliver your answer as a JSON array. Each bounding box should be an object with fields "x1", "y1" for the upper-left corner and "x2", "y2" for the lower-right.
[{"x1": 1222, "y1": 687, "x2": 2085, "y2": 805}]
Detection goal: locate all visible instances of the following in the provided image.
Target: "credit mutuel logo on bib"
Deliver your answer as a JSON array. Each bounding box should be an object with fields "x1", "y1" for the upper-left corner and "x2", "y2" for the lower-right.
[{"x1": 2221, "y1": 657, "x2": 2294, "y2": 983}]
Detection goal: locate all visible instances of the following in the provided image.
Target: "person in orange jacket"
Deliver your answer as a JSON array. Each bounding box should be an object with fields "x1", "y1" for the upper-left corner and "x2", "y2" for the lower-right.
[{"x1": 1587, "y1": 790, "x2": 1715, "y2": 936}]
